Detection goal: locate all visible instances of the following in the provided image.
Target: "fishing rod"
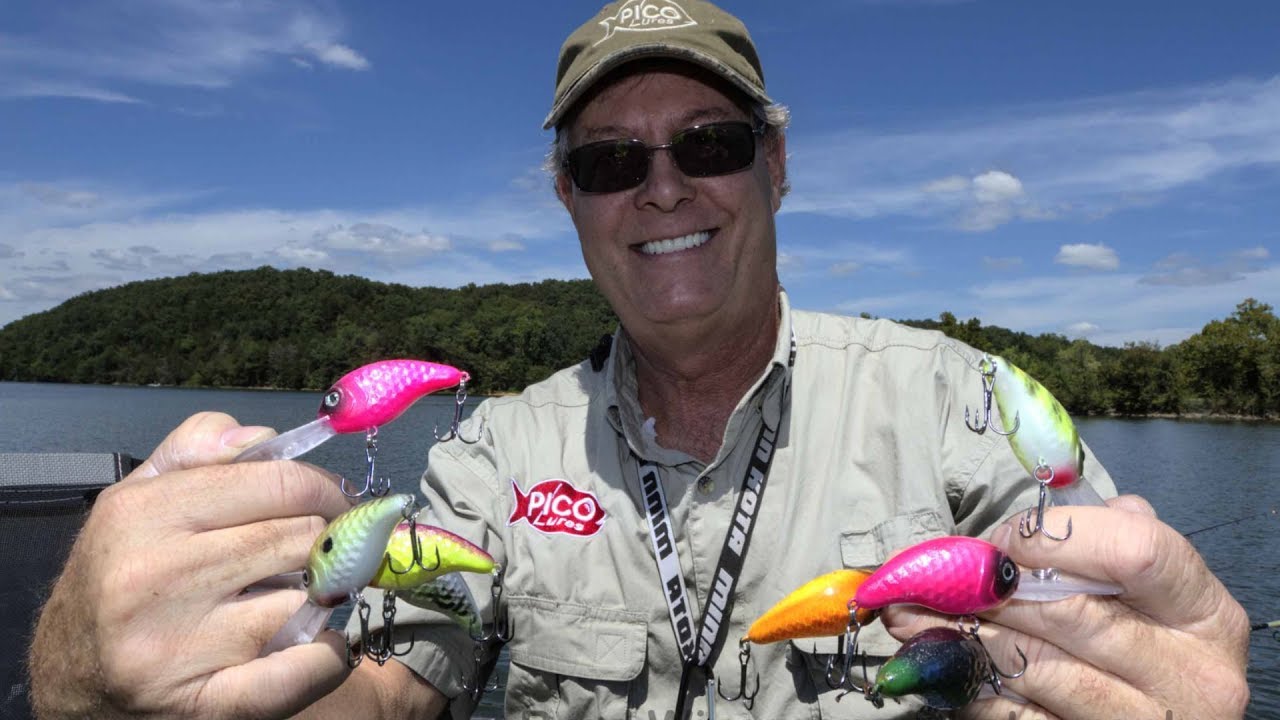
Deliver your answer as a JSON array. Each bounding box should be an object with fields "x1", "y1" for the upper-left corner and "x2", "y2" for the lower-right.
[
  {"x1": 1251, "y1": 619, "x2": 1280, "y2": 642},
  {"x1": 1182, "y1": 507, "x2": 1277, "y2": 539}
]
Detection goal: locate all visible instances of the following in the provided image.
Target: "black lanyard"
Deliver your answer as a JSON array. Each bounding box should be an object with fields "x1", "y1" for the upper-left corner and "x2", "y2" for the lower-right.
[{"x1": 638, "y1": 333, "x2": 794, "y2": 717}]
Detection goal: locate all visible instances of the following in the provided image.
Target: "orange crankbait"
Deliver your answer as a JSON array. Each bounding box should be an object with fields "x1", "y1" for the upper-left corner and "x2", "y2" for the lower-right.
[{"x1": 744, "y1": 568, "x2": 879, "y2": 644}]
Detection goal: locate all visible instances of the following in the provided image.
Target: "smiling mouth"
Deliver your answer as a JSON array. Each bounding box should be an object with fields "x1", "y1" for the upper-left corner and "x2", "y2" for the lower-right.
[{"x1": 637, "y1": 230, "x2": 712, "y2": 256}]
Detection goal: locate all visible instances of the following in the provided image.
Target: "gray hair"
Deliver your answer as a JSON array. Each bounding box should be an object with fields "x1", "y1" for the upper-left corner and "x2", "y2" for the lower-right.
[{"x1": 545, "y1": 102, "x2": 792, "y2": 199}]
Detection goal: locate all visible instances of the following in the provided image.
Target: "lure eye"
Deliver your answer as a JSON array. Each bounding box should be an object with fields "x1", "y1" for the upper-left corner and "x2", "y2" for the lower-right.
[
  {"x1": 320, "y1": 389, "x2": 342, "y2": 413},
  {"x1": 322, "y1": 537, "x2": 334, "y2": 554},
  {"x1": 994, "y1": 556, "x2": 1020, "y2": 597},
  {"x1": 301, "y1": 569, "x2": 310, "y2": 587}
]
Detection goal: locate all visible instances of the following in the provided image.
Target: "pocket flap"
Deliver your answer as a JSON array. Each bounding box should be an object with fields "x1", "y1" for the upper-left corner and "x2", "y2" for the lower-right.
[{"x1": 506, "y1": 595, "x2": 647, "y2": 681}]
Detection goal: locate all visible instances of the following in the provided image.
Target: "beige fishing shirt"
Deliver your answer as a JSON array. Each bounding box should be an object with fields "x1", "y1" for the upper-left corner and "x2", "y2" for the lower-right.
[{"x1": 357, "y1": 291, "x2": 1116, "y2": 720}]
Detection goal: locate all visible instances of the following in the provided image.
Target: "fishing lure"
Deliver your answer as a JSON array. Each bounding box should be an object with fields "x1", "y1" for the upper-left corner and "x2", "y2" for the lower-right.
[
  {"x1": 234, "y1": 359, "x2": 469, "y2": 496},
  {"x1": 260, "y1": 493, "x2": 415, "y2": 656},
  {"x1": 854, "y1": 536, "x2": 1122, "y2": 615},
  {"x1": 399, "y1": 571, "x2": 485, "y2": 633},
  {"x1": 744, "y1": 569, "x2": 879, "y2": 645},
  {"x1": 866, "y1": 626, "x2": 1013, "y2": 710},
  {"x1": 368, "y1": 521, "x2": 495, "y2": 590},
  {"x1": 967, "y1": 354, "x2": 1106, "y2": 540}
]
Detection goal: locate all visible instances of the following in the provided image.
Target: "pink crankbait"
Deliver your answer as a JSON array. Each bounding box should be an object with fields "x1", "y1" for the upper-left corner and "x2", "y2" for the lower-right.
[
  {"x1": 853, "y1": 536, "x2": 1122, "y2": 616},
  {"x1": 234, "y1": 359, "x2": 470, "y2": 496}
]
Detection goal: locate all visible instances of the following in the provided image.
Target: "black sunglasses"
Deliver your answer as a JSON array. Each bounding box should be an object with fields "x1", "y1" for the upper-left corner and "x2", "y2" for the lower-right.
[{"x1": 563, "y1": 119, "x2": 765, "y2": 194}]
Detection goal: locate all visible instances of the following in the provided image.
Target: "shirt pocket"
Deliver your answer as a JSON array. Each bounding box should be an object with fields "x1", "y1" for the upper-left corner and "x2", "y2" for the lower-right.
[
  {"x1": 788, "y1": 510, "x2": 949, "y2": 718},
  {"x1": 503, "y1": 594, "x2": 647, "y2": 720}
]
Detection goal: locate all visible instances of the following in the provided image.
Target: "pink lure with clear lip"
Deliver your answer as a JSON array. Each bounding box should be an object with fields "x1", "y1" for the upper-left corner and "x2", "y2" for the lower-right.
[
  {"x1": 319, "y1": 359, "x2": 468, "y2": 434},
  {"x1": 854, "y1": 536, "x2": 1020, "y2": 615}
]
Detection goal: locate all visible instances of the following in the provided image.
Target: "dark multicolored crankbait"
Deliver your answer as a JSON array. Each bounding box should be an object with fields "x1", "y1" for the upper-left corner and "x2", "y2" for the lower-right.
[{"x1": 867, "y1": 626, "x2": 1006, "y2": 710}]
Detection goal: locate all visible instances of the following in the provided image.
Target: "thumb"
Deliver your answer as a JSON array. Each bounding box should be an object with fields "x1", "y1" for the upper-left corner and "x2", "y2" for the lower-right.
[{"x1": 132, "y1": 412, "x2": 276, "y2": 479}]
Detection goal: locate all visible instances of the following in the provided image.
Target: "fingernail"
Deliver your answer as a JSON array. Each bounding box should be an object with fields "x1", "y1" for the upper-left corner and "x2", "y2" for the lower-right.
[
  {"x1": 221, "y1": 425, "x2": 274, "y2": 450},
  {"x1": 990, "y1": 522, "x2": 1013, "y2": 551}
]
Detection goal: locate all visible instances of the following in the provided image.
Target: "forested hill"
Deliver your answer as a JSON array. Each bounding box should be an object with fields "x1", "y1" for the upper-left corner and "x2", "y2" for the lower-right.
[
  {"x1": 0, "y1": 267, "x2": 617, "y2": 393},
  {"x1": 0, "y1": 267, "x2": 1275, "y2": 418}
]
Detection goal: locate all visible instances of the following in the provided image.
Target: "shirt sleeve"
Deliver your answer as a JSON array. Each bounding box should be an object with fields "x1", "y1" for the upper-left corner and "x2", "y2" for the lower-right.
[{"x1": 343, "y1": 403, "x2": 507, "y2": 717}]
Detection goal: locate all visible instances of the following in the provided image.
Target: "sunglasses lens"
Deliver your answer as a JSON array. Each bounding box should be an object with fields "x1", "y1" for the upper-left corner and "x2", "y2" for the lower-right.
[
  {"x1": 565, "y1": 121, "x2": 760, "y2": 193},
  {"x1": 671, "y1": 123, "x2": 757, "y2": 177},
  {"x1": 567, "y1": 141, "x2": 649, "y2": 193}
]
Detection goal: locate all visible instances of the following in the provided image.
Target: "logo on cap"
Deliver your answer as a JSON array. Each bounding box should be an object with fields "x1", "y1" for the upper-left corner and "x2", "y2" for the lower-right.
[
  {"x1": 596, "y1": 0, "x2": 698, "y2": 45},
  {"x1": 508, "y1": 478, "x2": 608, "y2": 537}
]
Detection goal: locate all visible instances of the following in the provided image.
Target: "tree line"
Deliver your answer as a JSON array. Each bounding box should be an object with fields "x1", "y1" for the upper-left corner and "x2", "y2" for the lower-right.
[{"x1": 0, "y1": 267, "x2": 1275, "y2": 418}]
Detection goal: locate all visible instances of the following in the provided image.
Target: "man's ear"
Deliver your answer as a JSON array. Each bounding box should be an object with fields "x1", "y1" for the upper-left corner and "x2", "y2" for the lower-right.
[{"x1": 555, "y1": 171, "x2": 574, "y2": 213}]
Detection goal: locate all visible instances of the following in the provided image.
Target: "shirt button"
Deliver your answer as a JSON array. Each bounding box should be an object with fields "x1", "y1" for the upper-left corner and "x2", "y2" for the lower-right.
[{"x1": 697, "y1": 477, "x2": 714, "y2": 495}]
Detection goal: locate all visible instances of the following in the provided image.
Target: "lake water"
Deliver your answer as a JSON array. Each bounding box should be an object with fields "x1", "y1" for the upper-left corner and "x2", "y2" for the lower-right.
[{"x1": 1, "y1": 382, "x2": 1277, "y2": 718}]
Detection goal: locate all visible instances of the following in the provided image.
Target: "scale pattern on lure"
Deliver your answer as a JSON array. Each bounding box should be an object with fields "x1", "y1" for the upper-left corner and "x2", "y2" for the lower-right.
[
  {"x1": 304, "y1": 493, "x2": 415, "y2": 607},
  {"x1": 855, "y1": 536, "x2": 1019, "y2": 615},
  {"x1": 399, "y1": 572, "x2": 485, "y2": 632},
  {"x1": 986, "y1": 355, "x2": 1083, "y2": 489},
  {"x1": 870, "y1": 626, "x2": 993, "y2": 710},
  {"x1": 744, "y1": 569, "x2": 879, "y2": 644},
  {"x1": 369, "y1": 521, "x2": 495, "y2": 590},
  {"x1": 320, "y1": 359, "x2": 468, "y2": 433}
]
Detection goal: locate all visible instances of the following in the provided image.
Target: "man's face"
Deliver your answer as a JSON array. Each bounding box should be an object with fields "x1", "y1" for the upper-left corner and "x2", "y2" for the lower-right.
[{"x1": 556, "y1": 66, "x2": 786, "y2": 339}]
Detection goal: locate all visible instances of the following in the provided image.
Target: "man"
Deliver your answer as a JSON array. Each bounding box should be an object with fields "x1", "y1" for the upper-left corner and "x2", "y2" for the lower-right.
[{"x1": 29, "y1": 2, "x2": 1251, "y2": 719}]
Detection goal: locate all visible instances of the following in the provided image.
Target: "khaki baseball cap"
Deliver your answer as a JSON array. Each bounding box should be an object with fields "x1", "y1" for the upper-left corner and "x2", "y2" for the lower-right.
[{"x1": 544, "y1": 0, "x2": 772, "y2": 130}]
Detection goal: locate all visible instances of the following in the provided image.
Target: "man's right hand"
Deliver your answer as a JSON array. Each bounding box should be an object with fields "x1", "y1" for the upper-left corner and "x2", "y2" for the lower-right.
[{"x1": 28, "y1": 412, "x2": 357, "y2": 719}]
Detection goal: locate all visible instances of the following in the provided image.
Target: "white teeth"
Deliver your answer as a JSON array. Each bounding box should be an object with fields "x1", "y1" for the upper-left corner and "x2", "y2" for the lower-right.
[{"x1": 639, "y1": 231, "x2": 710, "y2": 256}]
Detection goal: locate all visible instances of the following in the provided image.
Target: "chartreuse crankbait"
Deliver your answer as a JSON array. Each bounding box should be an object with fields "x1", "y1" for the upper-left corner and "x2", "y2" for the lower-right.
[
  {"x1": 966, "y1": 353, "x2": 1107, "y2": 540},
  {"x1": 234, "y1": 359, "x2": 471, "y2": 496},
  {"x1": 368, "y1": 521, "x2": 495, "y2": 590},
  {"x1": 260, "y1": 493, "x2": 416, "y2": 656},
  {"x1": 744, "y1": 569, "x2": 879, "y2": 644}
]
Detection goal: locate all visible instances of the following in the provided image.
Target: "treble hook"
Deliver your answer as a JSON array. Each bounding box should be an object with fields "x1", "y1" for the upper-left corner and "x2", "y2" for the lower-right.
[
  {"x1": 461, "y1": 638, "x2": 501, "y2": 702},
  {"x1": 434, "y1": 378, "x2": 484, "y2": 444},
  {"x1": 964, "y1": 356, "x2": 1020, "y2": 436},
  {"x1": 960, "y1": 615, "x2": 1027, "y2": 696},
  {"x1": 340, "y1": 427, "x2": 393, "y2": 498},
  {"x1": 476, "y1": 568, "x2": 513, "y2": 642},
  {"x1": 384, "y1": 516, "x2": 444, "y2": 575},
  {"x1": 716, "y1": 640, "x2": 760, "y2": 708},
  {"x1": 1018, "y1": 460, "x2": 1073, "y2": 541},
  {"x1": 825, "y1": 605, "x2": 866, "y2": 692}
]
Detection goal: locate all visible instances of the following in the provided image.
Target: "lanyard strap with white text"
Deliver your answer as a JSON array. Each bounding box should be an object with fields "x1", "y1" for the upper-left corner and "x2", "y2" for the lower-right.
[{"x1": 639, "y1": 334, "x2": 794, "y2": 696}]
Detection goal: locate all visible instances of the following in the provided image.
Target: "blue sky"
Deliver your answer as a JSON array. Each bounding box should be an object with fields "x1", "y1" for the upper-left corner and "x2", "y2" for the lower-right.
[{"x1": 1, "y1": 0, "x2": 1277, "y2": 347}]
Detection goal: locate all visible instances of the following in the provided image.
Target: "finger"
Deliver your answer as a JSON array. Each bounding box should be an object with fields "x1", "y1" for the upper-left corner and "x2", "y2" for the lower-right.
[
  {"x1": 202, "y1": 629, "x2": 349, "y2": 719},
  {"x1": 972, "y1": 620, "x2": 1164, "y2": 720},
  {"x1": 159, "y1": 460, "x2": 354, "y2": 532},
  {"x1": 961, "y1": 697, "x2": 1058, "y2": 720},
  {"x1": 132, "y1": 412, "x2": 276, "y2": 480},
  {"x1": 993, "y1": 502, "x2": 1235, "y2": 631},
  {"x1": 1106, "y1": 494, "x2": 1157, "y2": 517},
  {"x1": 185, "y1": 515, "x2": 327, "y2": 597}
]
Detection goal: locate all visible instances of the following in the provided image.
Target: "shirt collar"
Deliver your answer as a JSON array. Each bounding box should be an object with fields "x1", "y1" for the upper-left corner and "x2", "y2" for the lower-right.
[{"x1": 603, "y1": 290, "x2": 794, "y2": 464}]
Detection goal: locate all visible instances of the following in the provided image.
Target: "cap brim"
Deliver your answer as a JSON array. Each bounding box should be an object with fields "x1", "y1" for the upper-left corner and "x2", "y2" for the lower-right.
[{"x1": 542, "y1": 44, "x2": 772, "y2": 130}]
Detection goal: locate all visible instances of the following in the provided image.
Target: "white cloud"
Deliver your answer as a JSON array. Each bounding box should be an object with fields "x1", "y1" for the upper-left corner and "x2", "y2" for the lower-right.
[
  {"x1": 829, "y1": 261, "x2": 860, "y2": 276},
  {"x1": 307, "y1": 43, "x2": 370, "y2": 71},
  {"x1": 783, "y1": 76, "x2": 1280, "y2": 229},
  {"x1": 1065, "y1": 321, "x2": 1100, "y2": 337},
  {"x1": 1055, "y1": 243, "x2": 1119, "y2": 271},
  {"x1": 1140, "y1": 246, "x2": 1270, "y2": 286},
  {"x1": 0, "y1": 1, "x2": 370, "y2": 104},
  {"x1": 488, "y1": 237, "x2": 526, "y2": 253}
]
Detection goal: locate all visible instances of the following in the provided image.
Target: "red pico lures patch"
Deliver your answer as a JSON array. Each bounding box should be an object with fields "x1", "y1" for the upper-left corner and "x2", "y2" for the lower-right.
[{"x1": 508, "y1": 478, "x2": 607, "y2": 537}]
